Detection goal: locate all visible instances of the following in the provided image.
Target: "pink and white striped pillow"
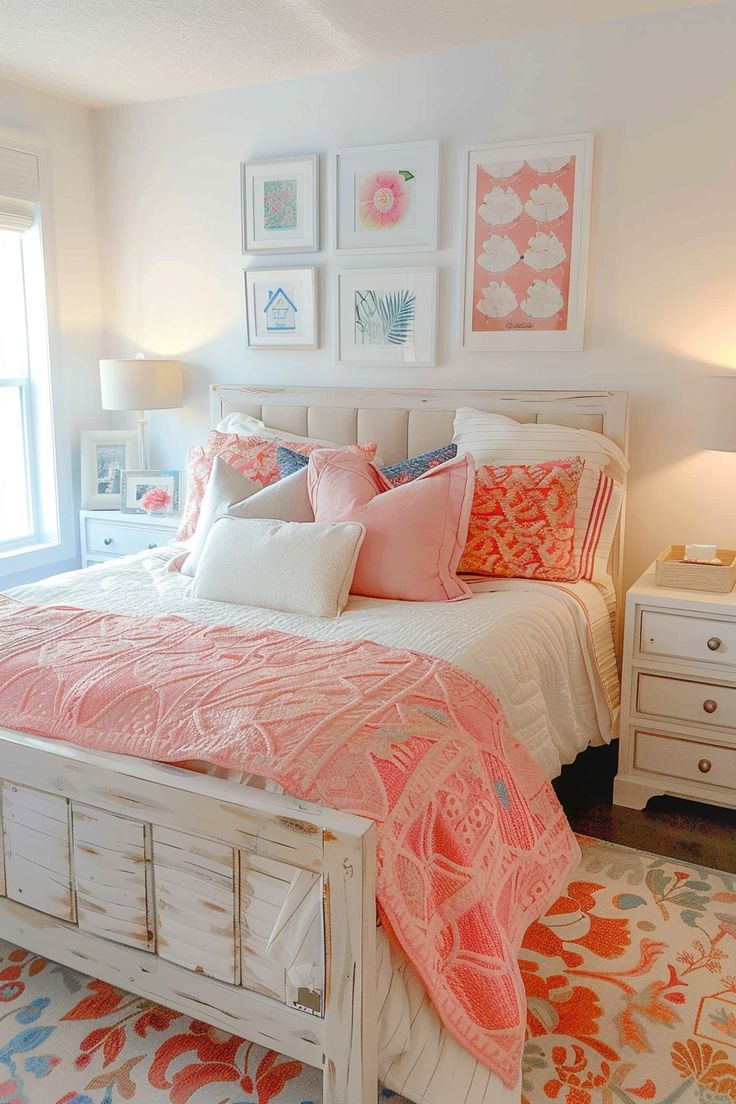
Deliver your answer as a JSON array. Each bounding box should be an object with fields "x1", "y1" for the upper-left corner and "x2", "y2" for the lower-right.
[{"x1": 578, "y1": 470, "x2": 624, "y2": 581}]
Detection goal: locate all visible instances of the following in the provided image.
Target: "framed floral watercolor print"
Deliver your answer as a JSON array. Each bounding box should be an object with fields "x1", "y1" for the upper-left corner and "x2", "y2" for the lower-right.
[
  {"x1": 242, "y1": 155, "x2": 319, "y2": 253},
  {"x1": 337, "y1": 267, "x2": 437, "y2": 367},
  {"x1": 462, "y1": 134, "x2": 593, "y2": 351},
  {"x1": 244, "y1": 266, "x2": 318, "y2": 349},
  {"x1": 335, "y1": 140, "x2": 439, "y2": 253}
]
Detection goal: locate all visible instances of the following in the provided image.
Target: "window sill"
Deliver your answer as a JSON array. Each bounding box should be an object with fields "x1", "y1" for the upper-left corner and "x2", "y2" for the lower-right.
[{"x1": 0, "y1": 537, "x2": 66, "y2": 581}]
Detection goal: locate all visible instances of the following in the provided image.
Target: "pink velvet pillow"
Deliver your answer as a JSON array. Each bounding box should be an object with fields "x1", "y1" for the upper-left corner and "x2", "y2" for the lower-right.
[
  {"x1": 308, "y1": 449, "x2": 475, "y2": 602},
  {"x1": 177, "y1": 432, "x2": 377, "y2": 541}
]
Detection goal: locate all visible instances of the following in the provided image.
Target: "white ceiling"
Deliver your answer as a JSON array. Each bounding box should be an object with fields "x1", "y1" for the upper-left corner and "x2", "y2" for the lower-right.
[{"x1": 0, "y1": 0, "x2": 722, "y2": 107}]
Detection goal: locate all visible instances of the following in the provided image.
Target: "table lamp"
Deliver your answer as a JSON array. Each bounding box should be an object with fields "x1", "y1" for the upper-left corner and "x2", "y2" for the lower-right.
[{"x1": 100, "y1": 357, "x2": 183, "y2": 469}]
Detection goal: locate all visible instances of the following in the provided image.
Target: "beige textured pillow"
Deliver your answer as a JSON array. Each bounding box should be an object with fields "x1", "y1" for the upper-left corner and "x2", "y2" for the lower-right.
[{"x1": 191, "y1": 516, "x2": 365, "y2": 618}]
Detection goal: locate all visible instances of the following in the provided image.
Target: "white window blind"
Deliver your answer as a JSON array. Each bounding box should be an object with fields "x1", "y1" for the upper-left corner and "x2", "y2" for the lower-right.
[{"x1": 0, "y1": 145, "x2": 40, "y2": 233}]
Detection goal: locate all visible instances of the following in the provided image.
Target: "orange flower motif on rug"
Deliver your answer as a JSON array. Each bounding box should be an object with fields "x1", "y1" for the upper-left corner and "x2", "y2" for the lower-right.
[{"x1": 521, "y1": 836, "x2": 736, "y2": 1104}]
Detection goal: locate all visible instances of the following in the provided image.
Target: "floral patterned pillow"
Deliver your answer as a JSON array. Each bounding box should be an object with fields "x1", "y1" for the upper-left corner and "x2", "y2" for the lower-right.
[
  {"x1": 177, "y1": 432, "x2": 377, "y2": 541},
  {"x1": 458, "y1": 456, "x2": 584, "y2": 581}
]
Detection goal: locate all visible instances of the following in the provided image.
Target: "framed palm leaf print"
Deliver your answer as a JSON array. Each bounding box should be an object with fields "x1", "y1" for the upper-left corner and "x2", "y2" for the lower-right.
[{"x1": 336, "y1": 267, "x2": 437, "y2": 367}]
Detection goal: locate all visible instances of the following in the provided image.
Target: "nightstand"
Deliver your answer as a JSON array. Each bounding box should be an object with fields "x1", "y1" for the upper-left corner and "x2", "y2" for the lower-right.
[
  {"x1": 614, "y1": 565, "x2": 736, "y2": 811},
  {"x1": 79, "y1": 510, "x2": 180, "y2": 567}
]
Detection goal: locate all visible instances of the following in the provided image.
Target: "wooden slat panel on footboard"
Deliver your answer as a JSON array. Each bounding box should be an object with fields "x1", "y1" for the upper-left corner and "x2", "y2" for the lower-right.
[
  {"x1": 1, "y1": 783, "x2": 75, "y2": 922},
  {"x1": 153, "y1": 826, "x2": 240, "y2": 984},
  {"x1": 72, "y1": 805, "x2": 153, "y2": 952}
]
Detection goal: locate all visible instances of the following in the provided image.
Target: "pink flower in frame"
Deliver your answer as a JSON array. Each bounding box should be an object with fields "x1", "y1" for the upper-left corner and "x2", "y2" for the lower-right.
[
  {"x1": 359, "y1": 170, "x2": 412, "y2": 229},
  {"x1": 140, "y1": 487, "x2": 171, "y2": 514}
]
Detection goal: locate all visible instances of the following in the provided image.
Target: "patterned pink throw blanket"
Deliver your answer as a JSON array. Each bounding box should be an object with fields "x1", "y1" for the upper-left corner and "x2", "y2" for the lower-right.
[{"x1": 0, "y1": 598, "x2": 579, "y2": 1085}]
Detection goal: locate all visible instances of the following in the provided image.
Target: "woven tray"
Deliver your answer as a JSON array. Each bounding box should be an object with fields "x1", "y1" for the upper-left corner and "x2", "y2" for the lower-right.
[{"x1": 655, "y1": 545, "x2": 736, "y2": 593}]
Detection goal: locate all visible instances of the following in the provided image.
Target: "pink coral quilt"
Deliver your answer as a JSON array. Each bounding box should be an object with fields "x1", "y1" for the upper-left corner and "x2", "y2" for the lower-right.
[{"x1": 0, "y1": 597, "x2": 580, "y2": 1086}]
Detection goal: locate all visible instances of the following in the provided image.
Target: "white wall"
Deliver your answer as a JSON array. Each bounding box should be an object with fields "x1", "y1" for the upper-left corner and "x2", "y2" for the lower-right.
[
  {"x1": 94, "y1": 1, "x2": 736, "y2": 590},
  {"x1": 0, "y1": 77, "x2": 102, "y2": 585}
]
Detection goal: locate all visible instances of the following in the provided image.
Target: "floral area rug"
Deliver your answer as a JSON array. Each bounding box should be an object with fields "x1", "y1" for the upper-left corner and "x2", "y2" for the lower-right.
[{"x1": 1, "y1": 835, "x2": 736, "y2": 1104}]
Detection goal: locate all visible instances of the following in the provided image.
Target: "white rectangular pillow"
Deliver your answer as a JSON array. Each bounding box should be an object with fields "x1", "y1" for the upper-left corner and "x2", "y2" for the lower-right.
[
  {"x1": 452, "y1": 408, "x2": 627, "y2": 582},
  {"x1": 191, "y1": 516, "x2": 365, "y2": 618}
]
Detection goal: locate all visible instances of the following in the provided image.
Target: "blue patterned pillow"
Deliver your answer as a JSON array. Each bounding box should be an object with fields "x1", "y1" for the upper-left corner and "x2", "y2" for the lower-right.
[{"x1": 276, "y1": 443, "x2": 457, "y2": 484}]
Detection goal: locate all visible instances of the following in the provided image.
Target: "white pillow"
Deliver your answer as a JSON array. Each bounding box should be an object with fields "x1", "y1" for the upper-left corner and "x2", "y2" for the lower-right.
[
  {"x1": 182, "y1": 460, "x2": 314, "y2": 578},
  {"x1": 452, "y1": 408, "x2": 628, "y2": 581},
  {"x1": 191, "y1": 516, "x2": 365, "y2": 618},
  {"x1": 216, "y1": 412, "x2": 335, "y2": 446}
]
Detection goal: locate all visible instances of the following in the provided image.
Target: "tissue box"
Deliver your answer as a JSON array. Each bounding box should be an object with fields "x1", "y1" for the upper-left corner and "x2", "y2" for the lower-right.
[{"x1": 655, "y1": 545, "x2": 736, "y2": 593}]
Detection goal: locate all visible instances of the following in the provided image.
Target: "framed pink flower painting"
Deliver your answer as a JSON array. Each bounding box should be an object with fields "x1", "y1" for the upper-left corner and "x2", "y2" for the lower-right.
[
  {"x1": 335, "y1": 140, "x2": 439, "y2": 252},
  {"x1": 462, "y1": 134, "x2": 594, "y2": 351}
]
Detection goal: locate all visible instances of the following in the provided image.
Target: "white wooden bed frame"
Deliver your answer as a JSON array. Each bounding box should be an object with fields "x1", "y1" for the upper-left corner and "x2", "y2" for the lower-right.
[{"x1": 0, "y1": 385, "x2": 628, "y2": 1104}]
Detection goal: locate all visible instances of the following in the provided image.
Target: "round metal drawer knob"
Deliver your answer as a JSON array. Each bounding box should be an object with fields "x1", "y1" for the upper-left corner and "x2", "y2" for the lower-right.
[
  {"x1": 707, "y1": 637, "x2": 722, "y2": 651},
  {"x1": 698, "y1": 758, "x2": 713, "y2": 774},
  {"x1": 703, "y1": 699, "x2": 718, "y2": 714},
  {"x1": 103, "y1": 537, "x2": 113, "y2": 546}
]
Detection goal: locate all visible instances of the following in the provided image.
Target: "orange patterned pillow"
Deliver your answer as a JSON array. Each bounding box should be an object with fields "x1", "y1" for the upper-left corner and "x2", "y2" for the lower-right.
[
  {"x1": 177, "y1": 432, "x2": 377, "y2": 541},
  {"x1": 458, "y1": 457, "x2": 584, "y2": 581}
]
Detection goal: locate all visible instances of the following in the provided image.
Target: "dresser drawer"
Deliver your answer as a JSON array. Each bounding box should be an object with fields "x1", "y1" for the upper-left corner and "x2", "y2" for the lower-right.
[
  {"x1": 636, "y1": 672, "x2": 736, "y2": 731},
  {"x1": 639, "y1": 609, "x2": 736, "y2": 668},
  {"x1": 634, "y1": 730, "x2": 736, "y2": 789},
  {"x1": 85, "y1": 519, "x2": 171, "y2": 557}
]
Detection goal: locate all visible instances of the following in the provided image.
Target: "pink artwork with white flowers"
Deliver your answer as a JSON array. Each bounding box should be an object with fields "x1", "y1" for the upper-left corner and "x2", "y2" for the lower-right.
[{"x1": 471, "y1": 155, "x2": 576, "y2": 333}]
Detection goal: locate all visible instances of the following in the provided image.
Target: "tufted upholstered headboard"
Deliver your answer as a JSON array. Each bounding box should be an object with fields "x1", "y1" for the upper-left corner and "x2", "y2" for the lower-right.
[{"x1": 210, "y1": 384, "x2": 629, "y2": 630}]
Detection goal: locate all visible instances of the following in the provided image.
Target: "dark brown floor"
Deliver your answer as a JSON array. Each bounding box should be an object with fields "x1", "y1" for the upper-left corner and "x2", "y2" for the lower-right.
[{"x1": 553, "y1": 741, "x2": 736, "y2": 874}]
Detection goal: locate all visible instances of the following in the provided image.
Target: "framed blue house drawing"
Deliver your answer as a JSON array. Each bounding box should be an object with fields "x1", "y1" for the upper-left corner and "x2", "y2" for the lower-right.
[
  {"x1": 244, "y1": 266, "x2": 317, "y2": 349},
  {"x1": 264, "y1": 287, "x2": 297, "y2": 332}
]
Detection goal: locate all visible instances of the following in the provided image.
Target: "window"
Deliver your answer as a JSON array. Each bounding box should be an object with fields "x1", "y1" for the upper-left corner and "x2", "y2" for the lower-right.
[
  {"x1": 0, "y1": 229, "x2": 35, "y2": 546},
  {"x1": 0, "y1": 136, "x2": 59, "y2": 566}
]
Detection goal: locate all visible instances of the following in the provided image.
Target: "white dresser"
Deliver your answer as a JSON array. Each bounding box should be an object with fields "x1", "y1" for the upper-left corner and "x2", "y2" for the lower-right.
[
  {"x1": 614, "y1": 566, "x2": 736, "y2": 811},
  {"x1": 79, "y1": 510, "x2": 180, "y2": 567}
]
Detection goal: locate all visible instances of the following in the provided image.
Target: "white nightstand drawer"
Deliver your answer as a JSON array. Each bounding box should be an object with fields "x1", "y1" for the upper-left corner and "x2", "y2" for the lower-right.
[
  {"x1": 85, "y1": 518, "x2": 172, "y2": 557},
  {"x1": 634, "y1": 729, "x2": 736, "y2": 788},
  {"x1": 639, "y1": 609, "x2": 736, "y2": 667},
  {"x1": 636, "y1": 672, "x2": 736, "y2": 731}
]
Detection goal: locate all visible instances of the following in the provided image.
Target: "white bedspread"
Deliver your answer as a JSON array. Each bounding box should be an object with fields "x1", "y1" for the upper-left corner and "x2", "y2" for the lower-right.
[{"x1": 8, "y1": 549, "x2": 619, "y2": 1104}]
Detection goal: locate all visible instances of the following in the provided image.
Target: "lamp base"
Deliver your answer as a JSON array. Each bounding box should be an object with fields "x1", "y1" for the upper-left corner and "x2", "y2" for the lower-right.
[{"x1": 137, "y1": 411, "x2": 149, "y2": 470}]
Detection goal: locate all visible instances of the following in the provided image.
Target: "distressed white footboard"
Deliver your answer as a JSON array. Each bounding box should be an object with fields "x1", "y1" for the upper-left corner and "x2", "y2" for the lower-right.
[{"x1": 0, "y1": 728, "x2": 377, "y2": 1104}]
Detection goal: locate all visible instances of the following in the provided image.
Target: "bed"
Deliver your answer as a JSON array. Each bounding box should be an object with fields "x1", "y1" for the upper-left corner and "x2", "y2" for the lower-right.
[{"x1": 0, "y1": 386, "x2": 629, "y2": 1104}]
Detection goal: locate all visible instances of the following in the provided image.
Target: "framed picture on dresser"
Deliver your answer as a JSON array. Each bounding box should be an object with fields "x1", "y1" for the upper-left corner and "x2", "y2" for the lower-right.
[
  {"x1": 462, "y1": 133, "x2": 593, "y2": 351},
  {"x1": 80, "y1": 429, "x2": 139, "y2": 510}
]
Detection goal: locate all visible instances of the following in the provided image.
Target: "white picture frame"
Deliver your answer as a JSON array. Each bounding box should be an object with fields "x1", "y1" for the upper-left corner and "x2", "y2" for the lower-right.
[
  {"x1": 336, "y1": 267, "x2": 437, "y2": 368},
  {"x1": 120, "y1": 470, "x2": 180, "y2": 515},
  {"x1": 80, "y1": 430, "x2": 139, "y2": 511},
  {"x1": 461, "y1": 133, "x2": 594, "y2": 352},
  {"x1": 241, "y1": 155, "x2": 319, "y2": 253},
  {"x1": 335, "y1": 140, "x2": 439, "y2": 253},
  {"x1": 244, "y1": 265, "x2": 318, "y2": 349}
]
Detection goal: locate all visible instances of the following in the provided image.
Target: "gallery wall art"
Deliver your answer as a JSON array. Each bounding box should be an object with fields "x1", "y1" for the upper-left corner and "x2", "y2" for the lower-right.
[
  {"x1": 462, "y1": 134, "x2": 593, "y2": 351},
  {"x1": 335, "y1": 140, "x2": 439, "y2": 253},
  {"x1": 244, "y1": 266, "x2": 318, "y2": 348},
  {"x1": 242, "y1": 155, "x2": 319, "y2": 253},
  {"x1": 337, "y1": 267, "x2": 437, "y2": 367}
]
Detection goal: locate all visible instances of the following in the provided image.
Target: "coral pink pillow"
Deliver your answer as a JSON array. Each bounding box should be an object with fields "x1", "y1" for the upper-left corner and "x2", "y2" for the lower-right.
[
  {"x1": 308, "y1": 449, "x2": 475, "y2": 602},
  {"x1": 177, "y1": 432, "x2": 377, "y2": 541},
  {"x1": 458, "y1": 456, "x2": 584, "y2": 581}
]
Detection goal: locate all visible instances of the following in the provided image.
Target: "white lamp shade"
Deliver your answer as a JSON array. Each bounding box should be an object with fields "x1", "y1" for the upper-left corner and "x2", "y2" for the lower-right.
[
  {"x1": 699, "y1": 375, "x2": 736, "y2": 454},
  {"x1": 100, "y1": 359, "x2": 183, "y2": 412}
]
